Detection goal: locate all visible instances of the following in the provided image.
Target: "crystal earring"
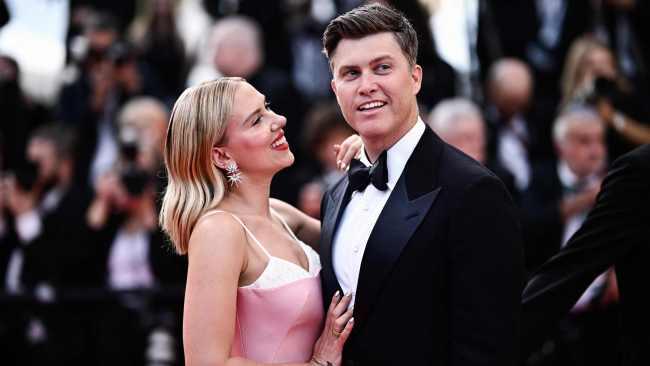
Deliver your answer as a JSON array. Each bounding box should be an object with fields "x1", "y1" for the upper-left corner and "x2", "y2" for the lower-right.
[{"x1": 225, "y1": 161, "x2": 242, "y2": 187}]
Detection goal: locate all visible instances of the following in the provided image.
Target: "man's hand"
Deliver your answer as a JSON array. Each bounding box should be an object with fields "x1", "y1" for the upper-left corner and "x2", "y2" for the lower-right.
[{"x1": 4, "y1": 175, "x2": 37, "y2": 216}]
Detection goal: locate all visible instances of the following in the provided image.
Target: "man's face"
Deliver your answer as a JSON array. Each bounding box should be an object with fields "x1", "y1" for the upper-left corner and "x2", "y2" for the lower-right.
[
  {"x1": 330, "y1": 32, "x2": 422, "y2": 144},
  {"x1": 561, "y1": 120, "x2": 606, "y2": 178}
]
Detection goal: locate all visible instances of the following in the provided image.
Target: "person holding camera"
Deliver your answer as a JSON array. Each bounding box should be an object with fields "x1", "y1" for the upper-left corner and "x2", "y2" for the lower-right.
[
  {"x1": 560, "y1": 35, "x2": 650, "y2": 160},
  {"x1": 0, "y1": 123, "x2": 96, "y2": 364}
]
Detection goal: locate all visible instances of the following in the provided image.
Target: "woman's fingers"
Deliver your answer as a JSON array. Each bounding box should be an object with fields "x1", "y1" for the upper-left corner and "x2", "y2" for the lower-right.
[
  {"x1": 336, "y1": 316, "x2": 354, "y2": 346},
  {"x1": 332, "y1": 292, "x2": 353, "y2": 318},
  {"x1": 333, "y1": 304, "x2": 354, "y2": 335},
  {"x1": 334, "y1": 135, "x2": 363, "y2": 170},
  {"x1": 327, "y1": 290, "x2": 341, "y2": 315}
]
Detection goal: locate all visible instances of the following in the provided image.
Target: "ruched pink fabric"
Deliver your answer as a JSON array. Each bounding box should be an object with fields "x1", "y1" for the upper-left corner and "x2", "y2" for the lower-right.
[{"x1": 231, "y1": 275, "x2": 324, "y2": 363}]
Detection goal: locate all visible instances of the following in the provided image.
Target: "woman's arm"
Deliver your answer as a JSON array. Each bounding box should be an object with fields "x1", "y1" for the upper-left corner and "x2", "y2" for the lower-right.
[{"x1": 598, "y1": 99, "x2": 650, "y2": 145}]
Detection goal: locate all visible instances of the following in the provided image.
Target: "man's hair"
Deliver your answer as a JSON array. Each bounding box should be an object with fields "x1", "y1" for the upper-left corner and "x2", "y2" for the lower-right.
[
  {"x1": 553, "y1": 106, "x2": 602, "y2": 143},
  {"x1": 30, "y1": 123, "x2": 78, "y2": 159},
  {"x1": 322, "y1": 3, "x2": 418, "y2": 66}
]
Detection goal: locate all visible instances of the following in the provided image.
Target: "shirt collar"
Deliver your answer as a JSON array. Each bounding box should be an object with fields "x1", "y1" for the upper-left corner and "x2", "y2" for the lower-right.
[
  {"x1": 359, "y1": 117, "x2": 426, "y2": 189},
  {"x1": 558, "y1": 160, "x2": 599, "y2": 189}
]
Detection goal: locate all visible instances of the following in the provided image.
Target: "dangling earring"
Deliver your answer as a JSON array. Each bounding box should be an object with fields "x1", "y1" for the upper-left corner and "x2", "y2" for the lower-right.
[{"x1": 225, "y1": 161, "x2": 242, "y2": 187}]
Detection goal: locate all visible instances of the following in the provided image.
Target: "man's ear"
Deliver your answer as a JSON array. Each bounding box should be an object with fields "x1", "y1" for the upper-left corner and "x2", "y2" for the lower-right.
[
  {"x1": 212, "y1": 146, "x2": 232, "y2": 170},
  {"x1": 411, "y1": 64, "x2": 423, "y2": 95},
  {"x1": 331, "y1": 78, "x2": 337, "y2": 95}
]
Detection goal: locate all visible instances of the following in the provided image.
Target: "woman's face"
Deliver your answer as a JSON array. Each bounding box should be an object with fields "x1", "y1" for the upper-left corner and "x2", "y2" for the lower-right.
[
  {"x1": 581, "y1": 47, "x2": 617, "y2": 85},
  {"x1": 217, "y1": 82, "x2": 294, "y2": 179}
]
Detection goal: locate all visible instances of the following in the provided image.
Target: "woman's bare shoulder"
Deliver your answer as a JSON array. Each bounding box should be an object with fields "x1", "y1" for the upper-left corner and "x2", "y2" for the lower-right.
[{"x1": 188, "y1": 210, "x2": 248, "y2": 261}]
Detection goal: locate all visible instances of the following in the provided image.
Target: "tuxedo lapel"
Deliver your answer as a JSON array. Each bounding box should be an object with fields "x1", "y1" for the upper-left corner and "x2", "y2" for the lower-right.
[
  {"x1": 353, "y1": 128, "x2": 444, "y2": 328},
  {"x1": 320, "y1": 179, "x2": 350, "y2": 299}
]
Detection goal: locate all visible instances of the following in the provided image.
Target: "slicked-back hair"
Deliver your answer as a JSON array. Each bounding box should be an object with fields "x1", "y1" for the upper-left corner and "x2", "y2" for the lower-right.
[{"x1": 322, "y1": 3, "x2": 418, "y2": 67}]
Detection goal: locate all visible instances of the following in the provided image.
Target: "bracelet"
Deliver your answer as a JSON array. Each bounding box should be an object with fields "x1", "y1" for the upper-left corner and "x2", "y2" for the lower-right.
[
  {"x1": 612, "y1": 112, "x2": 626, "y2": 131},
  {"x1": 311, "y1": 356, "x2": 333, "y2": 366}
]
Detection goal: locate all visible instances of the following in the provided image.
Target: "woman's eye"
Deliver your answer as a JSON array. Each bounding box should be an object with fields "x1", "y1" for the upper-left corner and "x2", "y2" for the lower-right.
[{"x1": 252, "y1": 115, "x2": 262, "y2": 125}]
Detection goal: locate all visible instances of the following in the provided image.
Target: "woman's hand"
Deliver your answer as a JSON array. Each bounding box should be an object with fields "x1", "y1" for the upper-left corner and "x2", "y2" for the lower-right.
[
  {"x1": 334, "y1": 135, "x2": 363, "y2": 171},
  {"x1": 311, "y1": 292, "x2": 354, "y2": 366}
]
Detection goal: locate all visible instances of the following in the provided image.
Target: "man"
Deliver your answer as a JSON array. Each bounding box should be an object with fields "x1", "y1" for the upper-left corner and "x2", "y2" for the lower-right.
[
  {"x1": 522, "y1": 144, "x2": 650, "y2": 365},
  {"x1": 319, "y1": 4, "x2": 524, "y2": 365},
  {"x1": 521, "y1": 107, "x2": 606, "y2": 274},
  {"x1": 428, "y1": 97, "x2": 516, "y2": 196},
  {"x1": 485, "y1": 58, "x2": 553, "y2": 193},
  {"x1": 520, "y1": 107, "x2": 616, "y2": 365}
]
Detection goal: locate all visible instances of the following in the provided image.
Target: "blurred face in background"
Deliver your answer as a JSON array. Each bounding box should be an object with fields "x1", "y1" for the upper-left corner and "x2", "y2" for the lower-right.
[
  {"x1": 437, "y1": 117, "x2": 486, "y2": 164},
  {"x1": 26, "y1": 137, "x2": 60, "y2": 185},
  {"x1": 559, "y1": 116, "x2": 606, "y2": 178},
  {"x1": 489, "y1": 60, "x2": 533, "y2": 119},
  {"x1": 580, "y1": 46, "x2": 617, "y2": 87}
]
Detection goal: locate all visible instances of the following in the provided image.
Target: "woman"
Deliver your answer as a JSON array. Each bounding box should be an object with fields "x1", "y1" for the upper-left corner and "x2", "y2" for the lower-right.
[
  {"x1": 560, "y1": 35, "x2": 650, "y2": 158},
  {"x1": 160, "y1": 77, "x2": 358, "y2": 366}
]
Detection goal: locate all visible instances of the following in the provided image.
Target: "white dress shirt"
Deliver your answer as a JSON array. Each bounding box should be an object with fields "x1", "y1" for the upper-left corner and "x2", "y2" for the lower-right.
[
  {"x1": 498, "y1": 115, "x2": 531, "y2": 191},
  {"x1": 332, "y1": 119, "x2": 426, "y2": 305}
]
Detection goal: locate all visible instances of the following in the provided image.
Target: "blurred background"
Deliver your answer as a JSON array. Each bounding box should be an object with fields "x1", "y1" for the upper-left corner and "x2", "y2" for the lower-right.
[{"x1": 0, "y1": 0, "x2": 649, "y2": 365}]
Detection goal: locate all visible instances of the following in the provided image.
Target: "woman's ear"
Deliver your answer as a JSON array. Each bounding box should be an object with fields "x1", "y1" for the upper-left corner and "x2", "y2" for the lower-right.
[{"x1": 212, "y1": 146, "x2": 232, "y2": 170}]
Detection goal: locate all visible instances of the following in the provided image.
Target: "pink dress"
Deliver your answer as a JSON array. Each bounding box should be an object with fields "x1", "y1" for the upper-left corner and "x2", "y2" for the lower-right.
[{"x1": 213, "y1": 210, "x2": 324, "y2": 363}]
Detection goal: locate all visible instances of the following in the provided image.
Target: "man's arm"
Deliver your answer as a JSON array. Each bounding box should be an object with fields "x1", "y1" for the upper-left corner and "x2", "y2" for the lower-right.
[
  {"x1": 521, "y1": 147, "x2": 650, "y2": 354},
  {"x1": 448, "y1": 175, "x2": 525, "y2": 365}
]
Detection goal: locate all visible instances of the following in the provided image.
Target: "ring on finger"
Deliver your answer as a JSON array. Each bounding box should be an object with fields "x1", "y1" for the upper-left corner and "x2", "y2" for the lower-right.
[{"x1": 332, "y1": 327, "x2": 343, "y2": 337}]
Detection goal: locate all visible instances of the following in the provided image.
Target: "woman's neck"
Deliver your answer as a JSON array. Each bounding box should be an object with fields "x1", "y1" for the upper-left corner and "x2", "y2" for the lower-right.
[{"x1": 220, "y1": 176, "x2": 272, "y2": 218}]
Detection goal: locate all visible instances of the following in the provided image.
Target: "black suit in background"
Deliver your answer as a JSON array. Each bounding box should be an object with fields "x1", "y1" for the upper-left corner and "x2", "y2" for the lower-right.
[
  {"x1": 522, "y1": 144, "x2": 650, "y2": 366},
  {"x1": 520, "y1": 162, "x2": 565, "y2": 274},
  {"x1": 320, "y1": 127, "x2": 524, "y2": 365}
]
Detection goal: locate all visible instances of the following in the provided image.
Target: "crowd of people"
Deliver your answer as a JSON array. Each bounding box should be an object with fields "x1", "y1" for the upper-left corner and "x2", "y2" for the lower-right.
[{"x1": 1, "y1": 0, "x2": 649, "y2": 365}]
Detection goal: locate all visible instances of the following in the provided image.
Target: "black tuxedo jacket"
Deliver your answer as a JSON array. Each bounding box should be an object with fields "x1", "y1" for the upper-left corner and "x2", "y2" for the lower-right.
[
  {"x1": 522, "y1": 145, "x2": 650, "y2": 365},
  {"x1": 320, "y1": 127, "x2": 524, "y2": 365}
]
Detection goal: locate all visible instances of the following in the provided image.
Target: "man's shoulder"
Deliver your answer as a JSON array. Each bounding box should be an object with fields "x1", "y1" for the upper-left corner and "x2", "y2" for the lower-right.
[{"x1": 437, "y1": 142, "x2": 500, "y2": 191}]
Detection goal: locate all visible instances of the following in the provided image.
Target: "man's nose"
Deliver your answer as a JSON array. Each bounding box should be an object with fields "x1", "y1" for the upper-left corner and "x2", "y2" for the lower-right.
[{"x1": 358, "y1": 73, "x2": 377, "y2": 95}]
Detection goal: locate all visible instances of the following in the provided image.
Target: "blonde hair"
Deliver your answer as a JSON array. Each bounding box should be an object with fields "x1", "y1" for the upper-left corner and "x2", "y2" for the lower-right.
[
  {"x1": 560, "y1": 35, "x2": 627, "y2": 110},
  {"x1": 159, "y1": 77, "x2": 244, "y2": 254}
]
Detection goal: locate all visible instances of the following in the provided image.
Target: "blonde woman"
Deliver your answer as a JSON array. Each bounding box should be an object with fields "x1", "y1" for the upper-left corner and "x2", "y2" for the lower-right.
[
  {"x1": 160, "y1": 77, "x2": 361, "y2": 366},
  {"x1": 560, "y1": 35, "x2": 650, "y2": 156}
]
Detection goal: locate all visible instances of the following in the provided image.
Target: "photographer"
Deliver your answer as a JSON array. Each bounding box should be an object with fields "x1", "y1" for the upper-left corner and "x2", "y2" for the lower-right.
[
  {"x1": 59, "y1": 11, "x2": 162, "y2": 188},
  {"x1": 85, "y1": 128, "x2": 185, "y2": 364},
  {"x1": 560, "y1": 35, "x2": 650, "y2": 160},
  {"x1": 0, "y1": 123, "x2": 95, "y2": 364}
]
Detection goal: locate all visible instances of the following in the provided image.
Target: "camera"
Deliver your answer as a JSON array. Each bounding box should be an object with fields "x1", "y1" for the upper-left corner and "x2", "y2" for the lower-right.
[
  {"x1": 585, "y1": 77, "x2": 625, "y2": 106},
  {"x1": 118, "y1": 128, "x2": 150, "y2": 197}
]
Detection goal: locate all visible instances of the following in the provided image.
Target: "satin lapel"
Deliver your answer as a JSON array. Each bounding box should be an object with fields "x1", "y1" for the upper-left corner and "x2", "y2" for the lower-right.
[
  {"x1": 320, "y1": 179, "x2": 350, "y2": 299},
  {"x1": 353, "y1": 128, "x2": 443, "y2": 328}
]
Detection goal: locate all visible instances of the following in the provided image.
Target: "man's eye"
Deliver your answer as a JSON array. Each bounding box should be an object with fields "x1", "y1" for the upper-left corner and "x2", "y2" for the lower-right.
[
  {"x1": 377, "y1": 64, "x2": 391, "y2": 72},
  {"x1": 345, "y1": 70, "x2": 359, "y2": 77},
  {"x1": 252, "y1": 115, "x2": 262, "y2": 125}
]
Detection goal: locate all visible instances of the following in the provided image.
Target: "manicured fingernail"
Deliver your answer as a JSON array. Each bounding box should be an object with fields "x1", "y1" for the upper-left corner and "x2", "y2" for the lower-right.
[
  {"x1": 348, "y1": 317, "x2": 354, "y2": 324},
  {"x1": 334, "y1": 290, "x2": 340, "y2": 298},
  {"x1": 341, "y1": 163, "x2": 346, "y2": 170}
]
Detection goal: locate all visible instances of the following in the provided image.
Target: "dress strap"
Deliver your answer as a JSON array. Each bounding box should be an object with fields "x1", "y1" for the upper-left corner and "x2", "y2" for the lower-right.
[
  {"x1": 204, "y1": 210, "x2": 271, "y2": 259},
  {"x1": 270, "y1": 208, "x2": 300, "y2": 243}
]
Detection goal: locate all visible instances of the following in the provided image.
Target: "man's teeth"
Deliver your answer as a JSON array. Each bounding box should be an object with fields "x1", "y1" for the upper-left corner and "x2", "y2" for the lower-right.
[
  {"x1": 359, "y1": 101, "x2": 386, "y2": 111},
  {"x1": 272, "y1": 136, "x2": 287, "y2": 148}
]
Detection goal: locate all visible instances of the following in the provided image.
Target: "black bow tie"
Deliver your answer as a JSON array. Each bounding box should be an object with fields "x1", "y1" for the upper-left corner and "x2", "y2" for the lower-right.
[{"x1": 347, "y1": 150, "x2": 389, "y2": 192}]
